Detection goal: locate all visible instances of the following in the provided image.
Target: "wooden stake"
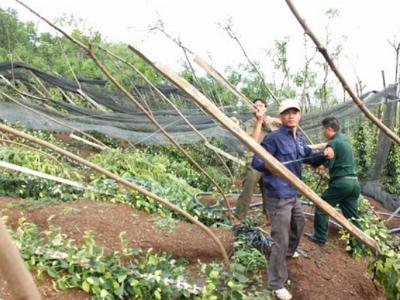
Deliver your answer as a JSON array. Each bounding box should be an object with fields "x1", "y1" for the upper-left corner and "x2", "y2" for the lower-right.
[{"x1": 128, "y1": 44, "x2": 381, "y2": 254}]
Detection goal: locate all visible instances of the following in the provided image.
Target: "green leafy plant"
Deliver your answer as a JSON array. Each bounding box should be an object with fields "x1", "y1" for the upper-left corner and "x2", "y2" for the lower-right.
[
  {"x1": 231, "y1": 238, "x2": 267, "y2": 272},
  {"x1": 340, "y1": 197, "x2": 400, "y2": 299},
  {"x1": 10, "y1": 217, "x2": 273, "y2": 299},
  {"x1": 382, "y1": 131, "x2": 400, "y2": 193},
  {"x1": 85, "y1": 148, "x2": 231, "y2": 225},
  {"x1": 351, "y1": 120, "x2": 377, "y2": 179}
]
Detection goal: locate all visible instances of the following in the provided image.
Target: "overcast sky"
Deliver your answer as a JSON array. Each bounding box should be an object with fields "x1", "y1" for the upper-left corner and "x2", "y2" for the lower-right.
[{"x1": 3, "y1": 0, "x2": 400, "y2": 91}]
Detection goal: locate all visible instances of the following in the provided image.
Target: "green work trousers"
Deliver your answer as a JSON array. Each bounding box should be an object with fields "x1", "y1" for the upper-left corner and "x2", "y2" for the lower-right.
[
  {"x1": 314, "y1": 177, "x2": 361, "y2": 241},
  {"x1": 236, "y1": 163, "x2": 267, "y2": 220}
]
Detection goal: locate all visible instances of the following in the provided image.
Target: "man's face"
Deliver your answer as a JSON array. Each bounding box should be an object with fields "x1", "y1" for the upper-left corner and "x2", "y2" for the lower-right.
[
  {"x1": 253, "y1": 100, "x2": 266, "y2": 112},
  {"x1": 322, "y1": 126, "x2": 335, "y2": 139},
  {"x1": 279, "y1": 108, "x2": 301, "y2": 128}
]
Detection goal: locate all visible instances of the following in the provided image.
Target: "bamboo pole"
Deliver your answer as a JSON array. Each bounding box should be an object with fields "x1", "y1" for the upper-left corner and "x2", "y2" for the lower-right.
[
  {"x1": 14, "y1": 0, "x2": 234, "y2": 223},
  {"x1": 69, "y1": 133, "x2": 108, "y2": 151},
  {"x1": 221, "y1": 24, "x2": 281, "y2": 106},
  {"x1": 0, "y1": 122, "x2": 230, "y2": 266},
  {"x1": 194, "y1": 55, "x2": 314, "y2": 144},
  {"x1": 100, "y1": 46, "x2": 240, "y2": 171},
  {"x1": 205, "y1": 143, "x2": 245, "y2": 166},
  {"x1": 0, "y1": 221, "x2": 41, "y2": 299},
  {"x1": 128, "y1": 44, "x2": 382, "y2": 254},
  {"x1": 386, "y1": 205, "x2": 400, "y2": 222},
  {"x1": 0, "y1": 137, "x2": 65, "y2": 170},
  {"x1": 76, "y1": 89, "x2": 108, "y2": 112},
  {"x1": 0, "y1": 160, "x2": 88, "y2": 190},
  {"x1": 57, "y1": 88, "x2": 76, "y2": 105},
  {"x1": 194, "y1": 56, "x2": 253, "y2": 108},
  {"x1": 284, "y1": 0, "x2": 400, "y2": 145}
]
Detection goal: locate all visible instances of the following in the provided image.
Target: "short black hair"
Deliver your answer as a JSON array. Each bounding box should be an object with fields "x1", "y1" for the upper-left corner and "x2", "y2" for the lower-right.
[
  {"x1": 322, "y1": 117, "x2": 340, "y2": 132},
  {"x1": 253, "y1": 98, "x2": 266, "y2": 106}
]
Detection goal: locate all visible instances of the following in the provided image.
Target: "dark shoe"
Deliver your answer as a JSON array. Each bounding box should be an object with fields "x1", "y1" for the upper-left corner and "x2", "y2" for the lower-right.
[{"x1": 304, "y1": 232, "x2": 326, "y2": 245}]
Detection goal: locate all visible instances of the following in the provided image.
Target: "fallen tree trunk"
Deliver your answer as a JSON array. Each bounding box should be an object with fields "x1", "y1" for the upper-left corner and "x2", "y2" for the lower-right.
[{"x1": 128, "y1": 44, "x2": 381, "y2": 254}]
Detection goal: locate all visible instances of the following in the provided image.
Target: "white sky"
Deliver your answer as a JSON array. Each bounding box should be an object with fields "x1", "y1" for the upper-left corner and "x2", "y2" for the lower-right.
[{"x1": 2, "y1": 0, "x2": 400, "y2": 91}]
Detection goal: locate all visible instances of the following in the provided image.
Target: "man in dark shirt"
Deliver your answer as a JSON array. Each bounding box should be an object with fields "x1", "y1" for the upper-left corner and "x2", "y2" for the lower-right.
[
  {"x1": 305, "y1": 117, "x2": 361, "y2": 245},
  {"x1": 252, "y1": 99, "x2": 325, "y2": 300}
]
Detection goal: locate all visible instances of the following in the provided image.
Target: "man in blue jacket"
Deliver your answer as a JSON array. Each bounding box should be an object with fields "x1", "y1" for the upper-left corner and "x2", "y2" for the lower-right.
[{"x1": 252, "y1": 99, "x2": 326, "y2": 300}]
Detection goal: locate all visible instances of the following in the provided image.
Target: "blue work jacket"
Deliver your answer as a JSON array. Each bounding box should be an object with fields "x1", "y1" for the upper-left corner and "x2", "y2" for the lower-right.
[{"x1": 252, "y1": 126, "x2": 323, "y2": 198}]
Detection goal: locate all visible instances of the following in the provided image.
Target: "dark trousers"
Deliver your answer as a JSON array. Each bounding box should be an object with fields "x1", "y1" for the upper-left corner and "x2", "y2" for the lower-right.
[
  {"x1": 314, "y1": 178, "x2": 361, "y2": 241},
  {"x1": 236, "y1": 164, "x2": 267, "y2": 220},
  {"x1": 265, "y1": 196, "x2": 305, "y2": 290}
]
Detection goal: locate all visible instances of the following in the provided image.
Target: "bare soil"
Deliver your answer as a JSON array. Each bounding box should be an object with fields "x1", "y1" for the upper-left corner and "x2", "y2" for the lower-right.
[{"x1": 0, "y1": 196, "x2": 387, "y2": 299}]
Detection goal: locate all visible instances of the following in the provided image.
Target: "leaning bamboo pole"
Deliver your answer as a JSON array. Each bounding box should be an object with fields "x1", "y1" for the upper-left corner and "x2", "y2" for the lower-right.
[
  {"x1": 0, "y1": 137, "x2": 65, "y2": 170},
  {"x1": 69, "y1": 133, "x2": 108, "y2": 151},
  {"x1": 194, "y1": 56, "x2": 253, "y2": 108},
  {"x1": 222, "y1": 24, "x2": 281, "y2": 107},
  {"x1": 0, "y1": 122, "x2": 230, "y2": 266},
  {"x1": 284, "y1": 0, "x2": 400, "y2": 145},
  {"x1": 99, "y1": 46, "x2": 241, "y2": 171},
  {"x1": 14, "y1": 0, "x2": 235, "y2": 223},
  {"x1": 128, "y1": 44, "x2": 382, "y2": 254},
  {"x1": 194, "y1": 55, "x2": 314, "y2": 144},
  {"x1": 0, "y1": 160, "x2": 88, "y2": 190}
]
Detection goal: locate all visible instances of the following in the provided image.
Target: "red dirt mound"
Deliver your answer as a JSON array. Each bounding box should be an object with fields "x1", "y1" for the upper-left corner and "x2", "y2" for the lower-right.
[
  {"x1": 0, "y1": 197, "x2": 387, "y2": 299},
  {"x1": 0, "y1": 198, "x2": 234, "y2": 261}
]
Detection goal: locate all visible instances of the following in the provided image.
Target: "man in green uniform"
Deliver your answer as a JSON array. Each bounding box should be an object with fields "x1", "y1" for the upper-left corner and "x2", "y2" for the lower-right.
[
  {"x1": 305, "y1": 117, "x2": 361, "y2": 244},
  {"x1": 235, "y1": 98, "x2": 279, "y2": 220}
]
